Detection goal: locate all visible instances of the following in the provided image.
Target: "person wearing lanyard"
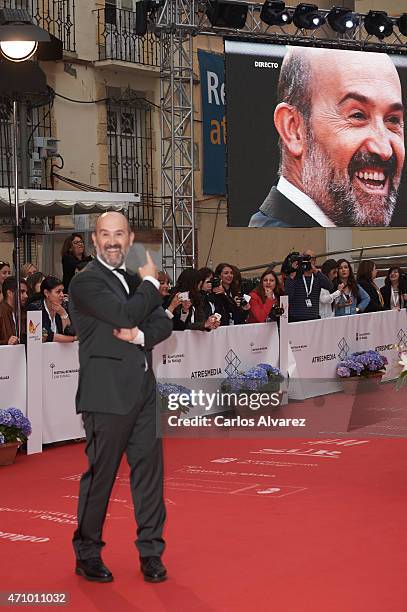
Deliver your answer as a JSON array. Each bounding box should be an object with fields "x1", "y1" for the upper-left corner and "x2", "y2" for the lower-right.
[
  {"x1": 380, "y1": 267, "x2": 407, "y2": 311},
  {"x1": 36, "y1": 276, "x2": 76, "y2": 343},
  {"x1": 284, "y1": 257, "x2": 333, "y2": 323}
]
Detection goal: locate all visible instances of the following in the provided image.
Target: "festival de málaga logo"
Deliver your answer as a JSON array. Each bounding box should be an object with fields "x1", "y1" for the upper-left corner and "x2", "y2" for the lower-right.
[{"x1": 28, "y1": 320, "x2": 40, "y2": 336}]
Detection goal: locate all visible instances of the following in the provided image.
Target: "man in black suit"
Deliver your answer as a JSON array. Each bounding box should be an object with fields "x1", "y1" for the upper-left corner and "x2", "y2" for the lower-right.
[
  {"x1": 249, "y1": 46, "x2": 405, "y2": 228},
  {"x1": 69, "y1": 211, "x2": 172, "y2": 584}
]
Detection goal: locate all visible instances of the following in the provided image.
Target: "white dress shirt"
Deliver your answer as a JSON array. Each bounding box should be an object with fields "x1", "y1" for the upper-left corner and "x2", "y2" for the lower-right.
[
  {"x1": 96, "y1": 255, "x2": 160, "y2": 346},
  {"x1": 44, "y1": 301, "x2": 57, "y2": 333},
  {"x1": 277, "y1": 176, "x2": 336, "y2": 228}
]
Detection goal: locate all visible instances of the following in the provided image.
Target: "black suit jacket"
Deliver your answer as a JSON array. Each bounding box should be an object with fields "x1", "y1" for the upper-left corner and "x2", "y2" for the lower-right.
[
  {"x1": 69, "y1": 259, "x2": 172, "y2": 415},
  {"x1": 248, "y1": 187, "x2": 321, "y2": 228},
  {"x1": 357, "y1": 279, "x2": 385, "y2": 313}
]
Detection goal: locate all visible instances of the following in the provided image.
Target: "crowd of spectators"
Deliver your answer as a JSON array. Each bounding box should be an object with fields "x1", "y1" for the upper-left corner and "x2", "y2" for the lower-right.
[
  {"x1": 0, "y1": 238, "x2": 406, "y2": 345},
  {"x1": 157, "y1": 251, "x2": 406, "y2": 331}
]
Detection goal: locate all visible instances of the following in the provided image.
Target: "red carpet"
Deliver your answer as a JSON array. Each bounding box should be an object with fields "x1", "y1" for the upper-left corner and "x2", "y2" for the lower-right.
[{"x1": 1, "y1": 435, "x2": 407, "y2": 611}]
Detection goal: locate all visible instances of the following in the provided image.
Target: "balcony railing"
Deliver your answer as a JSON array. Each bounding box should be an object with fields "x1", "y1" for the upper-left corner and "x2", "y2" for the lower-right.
[
  {"x1": 0, "y1": 0, "x2": 76, "y2": 52},
  {"x1": 96, "y1": 7, "x2": 159, "y2": 68}
]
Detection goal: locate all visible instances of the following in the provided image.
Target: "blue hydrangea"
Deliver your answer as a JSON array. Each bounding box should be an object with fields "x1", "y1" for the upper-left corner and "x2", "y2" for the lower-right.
[
  {"x1": 337, "y1": 350, "x2": 387, "y2": 377},
  {"x1": 157, "y1": 383, "x2": 193, "y2": 402},
  {"x1": 0, "y1": 410, "x2": 13, "y2": 426}
]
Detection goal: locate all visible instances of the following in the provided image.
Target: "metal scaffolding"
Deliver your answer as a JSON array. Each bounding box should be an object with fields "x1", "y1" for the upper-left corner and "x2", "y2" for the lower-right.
[{"x1": 156, "y1": 1, "x2": 407, "y2": 278}]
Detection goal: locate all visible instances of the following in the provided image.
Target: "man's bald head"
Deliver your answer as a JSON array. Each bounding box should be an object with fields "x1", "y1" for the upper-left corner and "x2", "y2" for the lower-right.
[
  {"x1": 277, "y1": 46, "x2": 401, "y2": 129},
  {"x1": 93, "y1": 211, "x2": 134, "y2": 267},
  {"x1": 95, "y1": 211, "x2": 131, "y2": 234}
]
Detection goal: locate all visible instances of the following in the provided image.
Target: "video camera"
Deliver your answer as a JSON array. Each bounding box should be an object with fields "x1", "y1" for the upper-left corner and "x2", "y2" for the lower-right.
[
  {"x1": 266, "y1": 303, "x2": 285, "y2": 322},
  {"x1": 284, "y1": 252, "x2": 312, "y2": 275}
]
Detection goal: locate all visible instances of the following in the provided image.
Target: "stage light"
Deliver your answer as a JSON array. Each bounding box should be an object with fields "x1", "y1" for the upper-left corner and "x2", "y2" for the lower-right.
[
  {"x1": 397, "y1": 13, "x2": 407, "y2": 36},
  {"x1": 293, "y1": 4, "x2": 325, "y2": 30},
  {"x1": 260, "y1": 1, "x2": 292, "y2": 27},
  {"x1": 206, "y1": 0, "x2": 248, "y2": 29},
  {"x1": 364, "y1": 10, "x2": 393, "y2": 40},
  {"x1": 327, "y1": 7, "x2": 359, "y2": 34}
]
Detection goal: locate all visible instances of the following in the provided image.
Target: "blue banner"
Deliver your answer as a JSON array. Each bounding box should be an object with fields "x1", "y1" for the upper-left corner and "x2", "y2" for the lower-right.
[{"x1": 198, "y1": 49, "x2": 226, "y2": 195}]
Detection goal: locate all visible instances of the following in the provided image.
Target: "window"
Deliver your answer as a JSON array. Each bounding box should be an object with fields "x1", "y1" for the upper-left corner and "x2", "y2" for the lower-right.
[
  {"x1": 0, "y1": 99, "x2": 53, "y2": 190},
  {"x1": 107, "y1": 92, "x2": 155, "y2": 228}
]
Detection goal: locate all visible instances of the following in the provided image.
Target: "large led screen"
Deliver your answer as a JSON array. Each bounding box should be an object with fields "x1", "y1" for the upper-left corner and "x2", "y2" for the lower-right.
[{"x1": 225, "y1": 40, "x2": 407, "y2": 227}]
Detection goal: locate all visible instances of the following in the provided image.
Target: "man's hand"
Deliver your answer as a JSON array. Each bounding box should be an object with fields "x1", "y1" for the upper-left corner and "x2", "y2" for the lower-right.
[
  {"x1": 7, "y1": 335, "x2": 18, "y2": 345},
  {"x1": 139, "y1": 251, "x2": 157, "y2": 280},
  {"x1": 113, "y1": 327, "x2": 139, "y2": 342}
]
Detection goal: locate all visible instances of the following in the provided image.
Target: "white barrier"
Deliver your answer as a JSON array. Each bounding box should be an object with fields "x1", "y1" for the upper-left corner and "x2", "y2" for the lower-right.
[
  {"x1": 287, "y1": 309, "x2": 407, "y2": 398},
  {"x1": 153, "y1": 322, "x2": 280, "y2": 415},
  {"x1": 21, "y1": 308, "x2": 406, "y2": 451},
  {"x1": 0, "y1": 345, "x2": 26, "y2": 414},
  {"x1": 41, "y1": 342, "x2": 84, "y2": 444}
]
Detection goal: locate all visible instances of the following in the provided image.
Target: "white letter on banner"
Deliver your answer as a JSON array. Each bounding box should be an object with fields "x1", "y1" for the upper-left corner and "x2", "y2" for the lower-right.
[{"x1": 207, "y1": 72, "x2": 220, "y2": 105}]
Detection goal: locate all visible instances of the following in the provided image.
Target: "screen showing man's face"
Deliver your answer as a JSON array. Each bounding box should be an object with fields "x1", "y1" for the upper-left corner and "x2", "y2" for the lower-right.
[
  {"x1": 299, "y1": 49, "x2": 404, "y2": 226},
  {"x1": 224, "y1": 41, "x2": 407, "y2": 227}
]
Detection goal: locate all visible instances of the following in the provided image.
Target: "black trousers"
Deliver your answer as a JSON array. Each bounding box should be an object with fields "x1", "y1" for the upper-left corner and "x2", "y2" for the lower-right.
[{"x1": 72, "y1": 370, "x2": 166, "y2": 560}]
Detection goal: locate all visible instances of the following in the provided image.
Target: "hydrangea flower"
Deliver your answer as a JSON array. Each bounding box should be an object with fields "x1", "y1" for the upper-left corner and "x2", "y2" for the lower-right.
[
  {"x1": 336, "y1": 350, "x2": 387, "y2": 378},
  {"x1": 0, "y1": 408, "x2": 32, "y2": 444}
]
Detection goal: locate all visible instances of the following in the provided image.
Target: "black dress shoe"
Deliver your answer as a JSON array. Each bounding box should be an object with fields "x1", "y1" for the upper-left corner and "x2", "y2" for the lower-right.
[
  {"x1": 75, "y1": 558, "x2": 113, "y2": 583},
  {"x1": 140, "y1": 556, "x2": 167, "y2": 583}
]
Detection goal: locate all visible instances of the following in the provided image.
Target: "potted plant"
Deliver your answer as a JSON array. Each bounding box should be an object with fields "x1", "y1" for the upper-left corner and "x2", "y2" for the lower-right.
[
  {"x1": 337, "y1": 350, "x2": 388, "y2": 396},
  {"x1": 0, "y1": 408, "x2": 32, "y2": 466}
]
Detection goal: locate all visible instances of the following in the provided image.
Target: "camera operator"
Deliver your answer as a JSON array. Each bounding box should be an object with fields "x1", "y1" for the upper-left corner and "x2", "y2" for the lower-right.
[
  {"x1": 247, "y1": 268, "x2": 284, "y2": 323},
  {"x1": 284, "y1": 252, "x2": 333, "y2": 322},
  {"x1": 213, "y1": 263, "x2": 250, "y2": 325}
]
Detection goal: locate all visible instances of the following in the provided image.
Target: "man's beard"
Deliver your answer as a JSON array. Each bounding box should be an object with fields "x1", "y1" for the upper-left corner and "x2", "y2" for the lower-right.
[
  {"x1": 301, "y1": 132, "x2": 398, "y2": 226},
  {"x1": 98, "y1": 245, "x2": 126, "y2": 267}
]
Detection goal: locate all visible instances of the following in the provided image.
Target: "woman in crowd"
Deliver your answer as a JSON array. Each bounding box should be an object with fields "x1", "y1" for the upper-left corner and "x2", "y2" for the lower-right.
[
  {"x1": 213, "y1": 262, "x2": 250, "y2": 325},
  {"x1": 319, "y1": 259, "x2": 344, "y2": 319},
  {"x1": 380, "y1": 266, "x2": 407, "y2": 311},
  {"x1": 32, "y1": 276, "x2": 76, "y2": 343},
  {"x1": 0, "y1": 261, "x2": 11, "y2": 303},
  {"x1": 158, "y1": 270, "x2": 182, "y2": 320},
  {"x1": 26, "y1": 271, "x2": 46, "y2": 307},
  {"x1": 334, "y1": 259, "x2": 370, "y2": 316},
  {"x1": 21, "y1": 262, "x2": 38, "y2": 279},
  {"x1": 356, "y1": 261, "x2": 384, "y2": 313},
  {"x1": 61, "y1": 233, "x2": 92, "y2": 292},
  {"x1": 247, "y1": 268, "x2": 282, "y2": 323},
  {"x1": 169, "y1": 268, "x2": 220, "y2": 332}
]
